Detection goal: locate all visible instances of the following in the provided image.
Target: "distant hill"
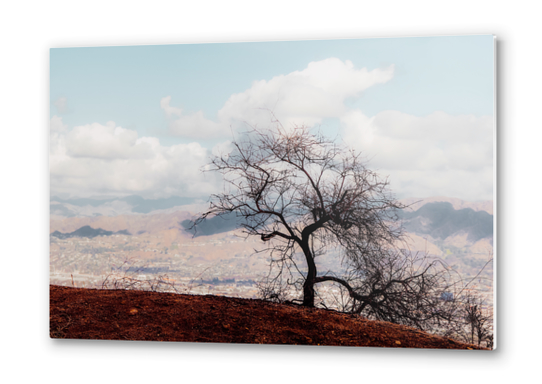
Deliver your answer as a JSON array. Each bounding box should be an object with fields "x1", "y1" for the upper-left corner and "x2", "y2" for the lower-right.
[
  {"x1": 49, "y1": 197, "x2": 494, "y2": 260},
  {"x1": 120, "y1": 195, "x2": 197, "y2": 214},
  {"x1": 50, "y1": 195, "x2": 201, "y2": 218},
  {"x1": 50, "y1": 210, "x2": 192, "y2": 236},
  {"x1": 400, "y1": 196, "x2": 493, "y2": 215},
  {"x1": 180, "y1": 200, "x2": 494, "y2": 241},
  {"x1": 399, "y1": 202, "x2": 493, "y2": 242},
  {"x1": 180, "y1": 212, "x2": 242, "y2": 237},
  {"x1": 50, "y1": 225, "x2": 131, "y2": 239}
]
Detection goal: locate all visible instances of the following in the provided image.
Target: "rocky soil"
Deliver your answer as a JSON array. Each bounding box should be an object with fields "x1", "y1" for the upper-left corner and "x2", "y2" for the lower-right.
[{"x1": 50, "y1": 285, "x2": 487, "y2": 350}]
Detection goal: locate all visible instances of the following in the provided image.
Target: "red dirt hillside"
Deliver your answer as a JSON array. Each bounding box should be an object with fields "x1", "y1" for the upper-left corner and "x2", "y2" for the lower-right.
[{"x1": 50, "y1": 285, "x2": 486, "y2": 349}]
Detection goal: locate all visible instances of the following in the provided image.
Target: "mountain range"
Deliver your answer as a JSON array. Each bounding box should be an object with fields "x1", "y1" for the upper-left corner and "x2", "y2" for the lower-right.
[
  {"x1": 50, "y1": 196, "x2": 494, "y2": 289},
  {"x1": 50, "y1": 195, "x2": 202, "y2": 218},
  {"x1": 50, "y1": 225, "x2": 131, "y2": 239},
  {"x1": 399, "y1": 202, "x2": 493, "y2": 242},
  {"x1": 51, "y1": 196, "x2": 494, "y2": 247}
]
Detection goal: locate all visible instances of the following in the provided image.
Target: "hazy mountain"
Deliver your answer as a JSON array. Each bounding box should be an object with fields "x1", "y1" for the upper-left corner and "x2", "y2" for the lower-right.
[
  {"x1": 51, "y1": 197, "x2": 493, "y2": 245},
  {"x1": 49, "y1": 197, "x2": 494, "y2": 287},
  {"x1": 50, "y1": 225, "x2": 131, "y2": 239},
  {"x1": 120, "y1": 195, "x2": 197, "y2": 214},
  {"x1": 181, "y1": 200, "x2": 494, "y2": 241},
  {"x1": 50, "y1": 210, "x2": 192, "y2": 235},
  {"x1": 399, "y1": 202, "x2": 493, "y2": 242},
  {"x1": 181, "y1": 212, "x2": 243, "y2": 237},
  {"x1": 399, "y1": 196, "x2": 493, "y2": 215},
  {"x1": 50, "y1": 195, "x2": 201, "y2": 218}
]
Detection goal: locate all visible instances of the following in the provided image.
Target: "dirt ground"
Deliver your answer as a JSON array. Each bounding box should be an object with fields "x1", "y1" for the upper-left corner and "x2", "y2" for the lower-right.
[{"x1": 50, "y1": 285, "x2": 487, "y2": 349}]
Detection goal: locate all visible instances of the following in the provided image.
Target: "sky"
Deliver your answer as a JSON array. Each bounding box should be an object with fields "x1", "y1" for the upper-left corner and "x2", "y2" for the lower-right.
[{"x1": 50, "y1": 35, "x2": 494, "y2": 201}]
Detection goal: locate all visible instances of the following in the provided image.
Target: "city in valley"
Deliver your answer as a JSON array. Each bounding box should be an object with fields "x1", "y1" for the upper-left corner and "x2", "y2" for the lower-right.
[
  {"x1": 49, "y1": 198, "x2": 494, "y2": 312},
  {"x1": 49, "y1": 218, "x2": 348, "y2": 305},
  {"x1": 50, "y1": 215, "x2": 269, "y2": 298},
  {"x1": 50, "y1": 199, "x2": 493, "y2": 316}
]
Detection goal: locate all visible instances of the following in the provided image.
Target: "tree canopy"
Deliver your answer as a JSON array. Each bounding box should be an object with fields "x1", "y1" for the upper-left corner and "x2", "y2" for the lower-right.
[{"x1": 198, "y1": 125, "x2": 405, "y2": 306}]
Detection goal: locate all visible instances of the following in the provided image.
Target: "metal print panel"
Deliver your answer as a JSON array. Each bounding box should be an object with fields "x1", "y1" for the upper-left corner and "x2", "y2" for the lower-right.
[{"x1": 50, "y1": 35, "x2": 495, "y2": 349}]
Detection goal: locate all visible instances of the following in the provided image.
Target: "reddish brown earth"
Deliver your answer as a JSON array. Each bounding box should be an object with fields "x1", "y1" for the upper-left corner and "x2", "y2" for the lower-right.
[{"x1": 50, "y1": 285, "x2": 486, "y2": 349}]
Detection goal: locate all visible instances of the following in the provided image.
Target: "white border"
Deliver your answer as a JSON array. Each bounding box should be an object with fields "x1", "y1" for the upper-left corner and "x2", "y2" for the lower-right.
[{"x1": 2, "y1": 0, "x2": 540, "y2": 382}]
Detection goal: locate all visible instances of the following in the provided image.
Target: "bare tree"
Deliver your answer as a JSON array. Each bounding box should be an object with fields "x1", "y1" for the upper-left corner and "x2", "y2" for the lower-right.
[
  {"x1": 196, "y1": 124, "x2": 405, "y2": 307},
  {"x1": 190, "y1": 122, "x2": 495, "y2": 343},
  {"x1": 455, "y1": 291, "x2": 494, "y2": 347}
]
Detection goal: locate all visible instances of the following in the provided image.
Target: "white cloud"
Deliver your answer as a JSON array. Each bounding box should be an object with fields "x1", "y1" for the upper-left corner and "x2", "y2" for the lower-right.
[
  {"x1": 211, "y1": 140, "x2": 233, "y2": 158},
  {"x1": 65, "y1": 121, "x2": 156, "y2": 160},
  {"x1": 169, "y1": 111, "x2": 222, "y2": 138},
  {"x1": 160, "y1": 96, "x2": 182, "y2": 117},
  {"x1": 50, "y1": 115, "x2": 68, "y2": 133},
  {"x1": 163, "y1": 58, "x2": 394, "y2": 139},
  {"x1": 218, "y1": 58, "x2": 394, "y2": 131},
  {"x1": 53, "y1": 97, "x2": 71, "y2": 114},
  {"x1": 51, "y1": 58, "x2": 493, "y2": 202},
  {"x1": 160, "y1": 96, "x2": 223, "y2": 139},
  {"x1": 50, "y1": 118, "x2": 219, "y2": 198},
  {"x1": 341, "y1": 110, "x2": 494, "y2": 200}
]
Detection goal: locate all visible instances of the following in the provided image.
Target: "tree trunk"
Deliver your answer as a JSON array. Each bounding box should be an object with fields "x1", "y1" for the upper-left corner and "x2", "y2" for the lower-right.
[{"x1": 301, "y1": 241, "x2": 317, "y2": 307}]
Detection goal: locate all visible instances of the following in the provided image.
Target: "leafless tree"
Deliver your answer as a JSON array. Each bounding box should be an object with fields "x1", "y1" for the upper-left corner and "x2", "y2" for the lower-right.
[
  {"x1": 194, "y1": 123, "x2": 492, "y2": 341},
  {"x1": 196, "y1": 124, "x2": 405, "y2": 307},
  {"x1": 453, "y1": 291, "x2": 494, "y2": 347}
]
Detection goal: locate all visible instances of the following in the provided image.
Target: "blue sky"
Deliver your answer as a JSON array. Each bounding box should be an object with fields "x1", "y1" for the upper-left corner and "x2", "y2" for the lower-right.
[{"x1": 50, "y1": 35, "x2": 494, "y2": 200}]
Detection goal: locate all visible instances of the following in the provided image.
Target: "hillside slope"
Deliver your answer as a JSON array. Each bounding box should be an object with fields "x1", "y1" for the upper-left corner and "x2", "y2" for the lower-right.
[{"x1": 50, "y1": 285, "x2": 486, "y2": 349}]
